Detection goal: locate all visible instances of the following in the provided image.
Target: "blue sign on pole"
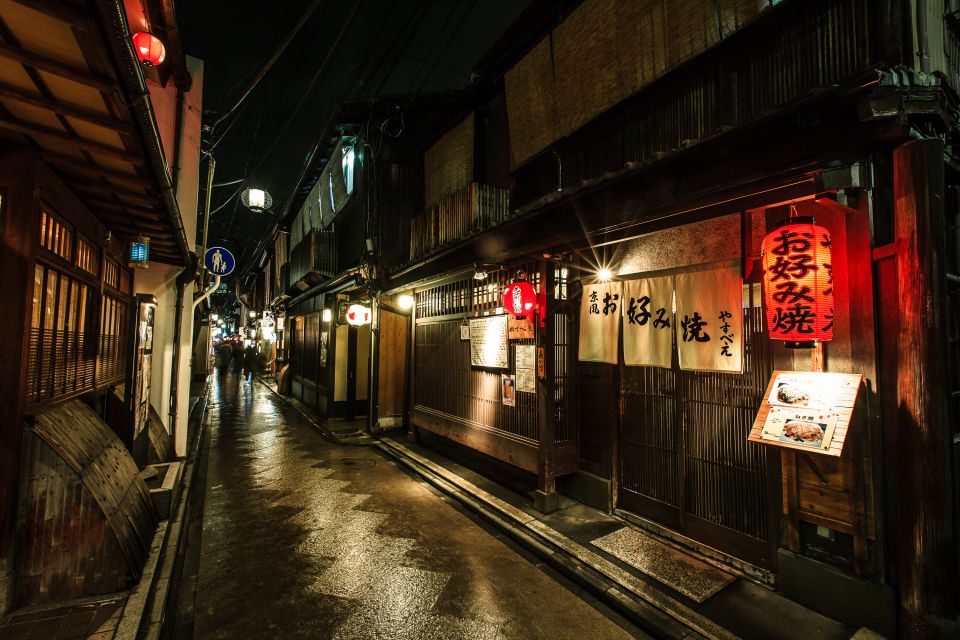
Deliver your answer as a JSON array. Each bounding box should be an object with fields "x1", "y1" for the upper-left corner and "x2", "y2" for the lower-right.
[{"x1": 204, "y1": 246, "x2": 235, "y2": 277}]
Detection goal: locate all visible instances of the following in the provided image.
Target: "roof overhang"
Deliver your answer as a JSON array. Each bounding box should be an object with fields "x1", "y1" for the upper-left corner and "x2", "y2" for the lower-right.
[{"x1": 0, "y1": 0, "x2": 189, "y2": 265}]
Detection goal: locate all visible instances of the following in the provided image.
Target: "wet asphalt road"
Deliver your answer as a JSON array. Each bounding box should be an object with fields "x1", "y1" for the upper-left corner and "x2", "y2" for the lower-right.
[{"x1": 191, "y1": 370, "x2": 640, "y2": 639}]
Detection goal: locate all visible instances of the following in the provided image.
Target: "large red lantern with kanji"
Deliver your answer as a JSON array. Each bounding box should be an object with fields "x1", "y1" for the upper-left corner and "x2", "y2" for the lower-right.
[
  {"x1": 503, "y1": 280, "x2": 537, "y2": 317},
  {"x1": 762, "y1": 217, "x2": 834, "y2": 347},
  {"x1": 132, "y1": 32, "x2": 166, "y2": 66}
]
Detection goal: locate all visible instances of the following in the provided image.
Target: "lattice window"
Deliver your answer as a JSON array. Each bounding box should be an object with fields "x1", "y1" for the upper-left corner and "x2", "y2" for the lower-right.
[
  {"x1": 103, "y1": 258, "x2": 119, "y2": 290},
  {"x1": 76, "y1": 235, "x2": 99, "y2": 276},
  {"x1": 118, "y1": 266, "x2": 132, "y2": 294},
  {"x1": 96, "y1": 294, "x2": 129, "y2": 384},
  {"x1": 39, "y1": 209, "x2": 73, "y2": 262},
  {"x1": 26, "y1": 264, "x2": 96, "y2": 404}
]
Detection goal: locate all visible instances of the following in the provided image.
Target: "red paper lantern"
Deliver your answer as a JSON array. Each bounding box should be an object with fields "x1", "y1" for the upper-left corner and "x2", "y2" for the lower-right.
[
  {"x1": 345, "y1": 304, "x2": 371, "y2": 326},
  {"x1": 761, "y1": 218, "x2": 834, "y2": 347},
  {"x1": 132, "y1": 32, "x2": 166, "y2": 66},
  {"x1": 503, "y1": 281, "x2": 537, "y2": 317}
]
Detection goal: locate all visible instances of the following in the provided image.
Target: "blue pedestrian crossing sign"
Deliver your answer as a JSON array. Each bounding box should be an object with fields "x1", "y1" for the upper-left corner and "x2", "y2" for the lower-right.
[{"x1": 204, "y1": 246, "x2": 235, "y2": 276}]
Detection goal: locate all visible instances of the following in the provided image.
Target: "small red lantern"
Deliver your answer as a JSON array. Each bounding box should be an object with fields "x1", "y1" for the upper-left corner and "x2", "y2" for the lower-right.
[
  {"x1": 761, "y1": 216, "x2": 834, "y2": 347},
  {"x1": 132, "y1": 32, "x2": 166, "y2": 66},
  {"x1": 503, "y1": 280, "x2": 537, "y2": 317}
]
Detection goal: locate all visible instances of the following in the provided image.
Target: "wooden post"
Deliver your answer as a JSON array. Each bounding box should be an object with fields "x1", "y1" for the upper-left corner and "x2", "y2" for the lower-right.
[
  {"x1": 536, "y1": 260, "x2": 558, "y2": 513},
  {"x1": 893, "y1": 138, "x2": 958, "y2": 638}
]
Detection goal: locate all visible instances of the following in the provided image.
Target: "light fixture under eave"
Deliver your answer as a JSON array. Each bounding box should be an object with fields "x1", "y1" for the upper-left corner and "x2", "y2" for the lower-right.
[
  {"x1": 132, "y1": 32, "x2": 166, "y2": 66},
  {"x1": 597, "y1": 267, "x2": 612, "y2": 282},
  {"x1": 241, "y1": 187, "x2": 273, "y2": 213},
  {"x1": 398, "y1": 294, "x2": 414, "y2": 310},
  {"x1": 129, "y1": 236, "x2": 150, "y2": 269},
  {"x1": 473, "y1": 263, "x2": 488, "y2": 280}
]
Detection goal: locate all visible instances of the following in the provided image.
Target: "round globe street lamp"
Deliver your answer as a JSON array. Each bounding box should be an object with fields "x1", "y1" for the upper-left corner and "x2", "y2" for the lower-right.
[{"x1": 241, "y1": 187, "x2": 273, "y2": 213}]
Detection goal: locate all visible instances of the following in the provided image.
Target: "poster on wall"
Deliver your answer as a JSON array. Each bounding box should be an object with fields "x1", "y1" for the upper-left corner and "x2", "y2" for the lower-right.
[
  {"x1": 470, "y1": 315, "x2": 509, "y2": 368},
  {"x1": 578, "y1": 281, "x2": 621, "y2": 364},
  {"x1": 319, "y1": 331, "x2": 328, "y2": 366},
  {"x1": 515, "y1": 345, "x2": 536, "y2": 393},
  {"x1": 460, "y1": 323, "x2": 469, "y2": 340},
  {"x1": 622, "y1": 276, "x2": 674, "y2": 369},
  {"x1": 674, "y1": 266, "x2": 743, "y2": 373},
  {"x1": 749, "y1": 371, "x2": 862, "y2": 457},
  {"x1": 501, "y1": 374, "x2": 516, "y2": 406}
]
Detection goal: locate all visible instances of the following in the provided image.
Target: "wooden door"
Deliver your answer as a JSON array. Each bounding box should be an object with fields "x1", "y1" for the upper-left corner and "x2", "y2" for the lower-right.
[
  {"x1": 377, "y1": 308, "x2": 408, "y2": 426},
  {"x1": 618, "y1": 298, "x2": 776, "y2": 567}
]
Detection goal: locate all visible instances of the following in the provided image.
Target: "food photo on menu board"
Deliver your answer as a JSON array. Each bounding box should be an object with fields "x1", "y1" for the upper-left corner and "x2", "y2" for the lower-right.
[{"x1": 759, "y1": 372, "x2": 845, "y2": 450}]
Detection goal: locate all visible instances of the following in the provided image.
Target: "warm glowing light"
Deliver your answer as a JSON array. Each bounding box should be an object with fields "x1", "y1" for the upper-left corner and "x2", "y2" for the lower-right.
[
  {"x1": 398, "y1": 294, "x2": 414, "y2": 310},
  {"x1": 211, "y1": 314, "x2": 219, "y2": 322},
  {"x1": 248, "y1": 188, "x2": 265, "y2": 209},
  {"x1": 248, "y1": 310, "x2": 257, "y2": 318},
  {"x1": 132, "y1": 32, "x2": 165, "y2": 66},
  {"x1": 345, "y1": 304, "x2": 372, "y2": 326},
  {"x1": 761, "y1": 218, "x2": 834, "y2": 347},
  {"x1": 322, "y1": 308, "x2": 332, "y2": 323},
  {"x1": 503, "y1": 281, "x2": 537, "y2": 317},
  {"x1": 597, "y1": 268, "x2": 612, "y2": 282}
]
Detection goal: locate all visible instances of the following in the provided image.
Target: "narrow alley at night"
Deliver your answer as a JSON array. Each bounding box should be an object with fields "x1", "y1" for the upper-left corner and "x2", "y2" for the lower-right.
[{"x1": 1, "y1": 0, "x2": 959, "y2": 639}]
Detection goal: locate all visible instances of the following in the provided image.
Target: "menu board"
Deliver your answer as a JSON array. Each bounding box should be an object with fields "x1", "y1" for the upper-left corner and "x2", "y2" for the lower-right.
[
  {"x1": 469, "y1": 315, "x2": 508, "y2": 369},
  {"x1": 749, "y1": 371, "x2": 862, "y2": 457},
  {"x1": 515, "y1": 345, "x2": 536, "y2": 393}
]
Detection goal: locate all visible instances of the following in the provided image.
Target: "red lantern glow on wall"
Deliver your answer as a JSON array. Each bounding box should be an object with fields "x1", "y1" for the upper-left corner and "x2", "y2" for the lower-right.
[
  {"x1": 503, "y1": 281, "x2": 537, "y2": 317},
  {"x1": 761, "y1": 217, "x2": 834, "y2": 347},
  {"x1": 132, "y1": 32, "x2": 166, "y2": 66}
]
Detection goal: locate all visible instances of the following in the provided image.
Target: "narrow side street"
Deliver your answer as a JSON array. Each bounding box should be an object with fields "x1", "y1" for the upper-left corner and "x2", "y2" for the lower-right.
[{"x1": 188, "y1": 370, "x2": 643, "y2": 639}]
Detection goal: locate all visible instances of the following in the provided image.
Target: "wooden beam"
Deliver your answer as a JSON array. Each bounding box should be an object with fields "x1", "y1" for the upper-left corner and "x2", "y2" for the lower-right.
[
  {"x1": 893, "y1": 138, "x2": 957, "y2": 637},
  {"x1": 81, "y1": 196, "x2": 162, "y2": 218},
  {"x1": 0, "y1": 114, "x2": 142, "y2": 163},
  {"x1": 0, "y1": 80, "x2": 133, "y2": 134},
  {"x1": 10, "y1": 0, "x2": 94, "y2": 31},
  {"x1": 70, "y1": 182, "x2": 157, "y2": 208},
  {"x1": 0, "y1": 41, "x2": 114, "y2": 92},
  {"x1": 42, "y1": 151, "x2": 150, "y2": 186}
]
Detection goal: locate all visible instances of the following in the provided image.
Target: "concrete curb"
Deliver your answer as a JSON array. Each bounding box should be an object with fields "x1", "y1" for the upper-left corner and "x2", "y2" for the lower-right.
[{"x1": 114, "y1": 391, "x2": 210, "y2": 639}]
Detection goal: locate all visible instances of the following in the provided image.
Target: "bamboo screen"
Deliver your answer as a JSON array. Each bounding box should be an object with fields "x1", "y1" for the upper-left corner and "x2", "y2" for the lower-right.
[
  {"x1": 504, "y1": 36, "x2": 559, "y2": 168},
  {"x1": 505, "y1": 0, "x2": 775, "y2": 167},
  {"x1": 424, "y1": 113, "x2": 475, "y2": 209}
]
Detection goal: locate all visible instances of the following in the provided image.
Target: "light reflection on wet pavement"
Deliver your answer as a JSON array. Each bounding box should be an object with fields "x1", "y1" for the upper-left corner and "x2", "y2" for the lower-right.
[{"x1": 193, "y1": 371, "x2": 637, "y2": 639}]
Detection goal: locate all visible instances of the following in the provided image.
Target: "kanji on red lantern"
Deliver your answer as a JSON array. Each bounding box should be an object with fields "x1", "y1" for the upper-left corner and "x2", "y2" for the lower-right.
[
  {"x1": 503, "y1": 281, "x2": 537, "y2": 317},
  {"x1": 761, "y1": 219, "x2": 833, "y2": 345}
]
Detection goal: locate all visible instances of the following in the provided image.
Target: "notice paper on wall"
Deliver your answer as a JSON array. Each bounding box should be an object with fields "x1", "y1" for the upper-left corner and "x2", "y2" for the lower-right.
[
  {"x1": 578, "y1": 281, "x2": 622, "y2": 364},
  {"x1": 622, "y1": 276, "x2": 674, "y2": 369},
  {"x1": 470, "y1": 315, "x2": 508, "y2": 368},
  {"x1": 515, "y1": 344, "x2": 536, "y2": 393},
  {"x1": 674, "y1": 265, "x2": 743, "y2": 373}
]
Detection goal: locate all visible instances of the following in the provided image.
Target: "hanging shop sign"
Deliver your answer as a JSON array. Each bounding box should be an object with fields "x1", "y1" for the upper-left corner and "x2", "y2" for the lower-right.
[
  {"x1": 761, "y1": 218, "x2": 833, "y2": 347},
  {"x1": 503, "y1": 280, "x2": 537, "y2": 318},
  {"x1": 508, "y1": 314, "x2": 535, "y2": 340},
  {"x1": 674, "y1": 266, "x2": 743, "y2": 373},
  {"x1": 578, "y1": 281, "x2": 621, "y2": 364},
  {"x1": 345, "y1": 304, "x2": 372, "y2": 326},
  {"x1": 469, "y1": 315, "x2": 508, "y2": 368},
  {"x1": 132, "y1": 31, "x2": 166, "y2": 66},
  {"x1": 515, "y1": 345, "x2": 536, "y2": 393},
  {"x1": 749, "y1": 371, "x2": 862, "y2": 457},
  {"x1": 622, "y1": 276, "x2": 674, "y2": 369}
]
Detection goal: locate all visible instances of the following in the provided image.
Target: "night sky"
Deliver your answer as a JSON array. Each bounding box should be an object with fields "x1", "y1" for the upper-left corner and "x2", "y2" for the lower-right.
[{"x1": 180, "y1": 0, "x2": 532, "y2": 273}]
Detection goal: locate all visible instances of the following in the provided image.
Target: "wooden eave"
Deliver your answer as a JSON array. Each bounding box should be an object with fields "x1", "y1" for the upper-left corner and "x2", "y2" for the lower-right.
[{"x1": 0, "y1": 0, "x2": 186, "y2": 264}]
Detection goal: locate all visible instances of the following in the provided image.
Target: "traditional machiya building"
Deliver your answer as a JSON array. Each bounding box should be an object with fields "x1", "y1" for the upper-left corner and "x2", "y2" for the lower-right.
[
  {"x1": 0, "y1": 0, "x2": 203, "y2": 614},
  {"x1": 382, "y1": 1, "x2": 957, "y2": 637},
  {"x1": 238, "y1": 0, "x2": 960, "y2": 636}
]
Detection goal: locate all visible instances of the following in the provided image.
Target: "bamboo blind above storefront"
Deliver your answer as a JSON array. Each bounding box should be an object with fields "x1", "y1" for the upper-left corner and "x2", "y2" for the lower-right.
[
  {"x1": 424, "y1": 113, "x2": 475, "y2": 209},
  {"x1": 505, "y1": 0, "x2": 776, "y2": 167}
]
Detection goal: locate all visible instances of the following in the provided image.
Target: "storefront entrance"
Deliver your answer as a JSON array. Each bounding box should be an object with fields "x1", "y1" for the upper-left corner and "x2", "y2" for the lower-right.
[{"x1": 618, "y1": 291, "x2": 777, "y2": 568}]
